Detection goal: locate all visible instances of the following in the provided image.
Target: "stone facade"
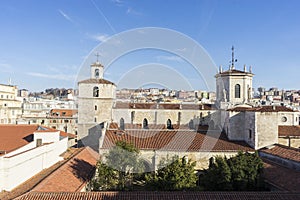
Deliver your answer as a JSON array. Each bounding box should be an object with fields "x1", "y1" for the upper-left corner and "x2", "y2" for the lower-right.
[
  {"x1": 215, "y1": 68, "x2": 253, "y2": 108},
  {"x1": 77, "y1": 62, "x2": 116, "y2": 144},
  {"x1": 0, "y1": 84, "x2": 22, "y2": 124}
]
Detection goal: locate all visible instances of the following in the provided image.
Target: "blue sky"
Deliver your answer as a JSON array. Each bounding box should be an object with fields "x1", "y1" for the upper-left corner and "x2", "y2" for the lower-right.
[{"x1": 0, "y1": 0, "x2": 300, "y2": 92}]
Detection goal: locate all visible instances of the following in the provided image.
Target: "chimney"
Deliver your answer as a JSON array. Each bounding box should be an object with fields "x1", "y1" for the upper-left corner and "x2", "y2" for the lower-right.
[{"x1": 244, "y1": 64, "x2": 246, "y2": 72}]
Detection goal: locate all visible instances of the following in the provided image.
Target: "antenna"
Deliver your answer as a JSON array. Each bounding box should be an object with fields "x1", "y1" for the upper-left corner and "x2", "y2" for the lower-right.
[{"x1": 230, "y1": 46, "x2": 237, "y2": 70}]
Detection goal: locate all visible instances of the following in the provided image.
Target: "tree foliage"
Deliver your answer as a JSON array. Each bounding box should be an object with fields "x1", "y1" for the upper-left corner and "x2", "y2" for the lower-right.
[
  {"x1": 201, "y1": 151, "x2": 264, "y2": 191},
  {"x1": 91, "y1": 141, "x2": 143, "y2": 191},
  {"x1": 146, "y1": 155, "x2": 197, "y2": 191},
  {"x1": 201, "y1": 156, "x2": 232, "y2": 191}
]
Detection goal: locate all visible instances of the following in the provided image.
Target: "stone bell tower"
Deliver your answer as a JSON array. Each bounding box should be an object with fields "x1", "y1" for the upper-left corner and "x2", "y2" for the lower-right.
[
  {"x1": 77, "y1": 55, "x2": 116, "y2": 148},
  {"x1": 215, "y1": 46, "x2": 254, "y2": 109}
]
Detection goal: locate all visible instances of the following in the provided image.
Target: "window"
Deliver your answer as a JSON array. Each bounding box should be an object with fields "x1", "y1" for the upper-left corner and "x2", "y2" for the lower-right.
[
  {"x1": 167, "y1": 119, "x2": 172, "y2": 129},
  {"x1": 189, "y1": 120, "x2": 194, "y2": 129},
  {"x1": 53, "y1": 120, "x2": 57, "y2": 123},
  {"x1": 235, "y1": 84, "x2": 241, "y2": 98},
  {"x1": 36, "y1": 139, "x2": 42, "y2": 147},
  {"x1": 131, "y1": 111, "x2": 135, "y2": 124},
  {"x1": 120, "y1": 118, "x2": 125, "y2": 130},
  {"x1": 178, "y1": 112, "x2": 181, "y2": 124},
  {"x1": 143, "y1": 118, "x2": 148, "y2": 129},
  {"x1": 64, "y1": 120, "x2": 69, "y2": 123},
  {"x1": 62, "y1": 112, "x2": 66, "y2": 116},
  {"x1": 94, "y1": 117, "x2": 97, "y2": 123},
  {"x1": 95, "y1": 105, "x2": 97, "y2": 111},
  {"x1": 281, "y1": 116, "x2": 287, "y2": 122},
  {"x1": 249, "y1": 129, "x2": 252, "y2": 139},
  {"x1": 95, "y1": 69, "x2": 99, "y2": 78},
  {"x1": 93, "y1": 86, "x2": 99, "y2": 97}
]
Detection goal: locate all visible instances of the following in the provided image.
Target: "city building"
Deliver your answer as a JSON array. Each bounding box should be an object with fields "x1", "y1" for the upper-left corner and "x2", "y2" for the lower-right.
[
  {"x1": 0, "y1": 125, "x2": 69, "y2": 191},
  {"x1": 0, "y1": 84, "x2": 22, "y2": 124}
]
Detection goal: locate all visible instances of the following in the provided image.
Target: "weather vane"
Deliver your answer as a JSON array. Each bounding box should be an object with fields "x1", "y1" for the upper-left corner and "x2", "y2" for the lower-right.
[{"x1": 230, "y1": 46, "x2": 237, "y2": 70}]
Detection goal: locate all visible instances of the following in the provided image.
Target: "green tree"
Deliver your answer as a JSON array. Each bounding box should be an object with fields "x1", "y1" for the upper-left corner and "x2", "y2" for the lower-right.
[
  {"x1": 146, "y1": 155, "x2": 197, "y2": 191},
  {"x1": 201, "y1": 151, "x2": 264, "y2": 191},
  {"x1": 89, "y1": 161, "x2": 118, "y2": 191},
  {"x1": 201, "y1": 156, "x2": 232, "y2": 191},
  {"x1": 228, "y1": 151, "x2": 264, "y2": 190},
  {"x1": 90, "y1": 141, "x2": 143, "y2": 191},
  {"x1": 105, "y1": 141, "x2": 143, "y2": 190}
]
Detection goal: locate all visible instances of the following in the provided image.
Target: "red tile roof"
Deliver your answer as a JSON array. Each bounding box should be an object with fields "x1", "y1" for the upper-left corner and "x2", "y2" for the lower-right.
[
  {"x1": 78, "y1": 78, "x2": 115, "y2": 85},
  {"x1": 102, "y1": 129, "x2": 252, "y2": 152},
  {"x1": 260, "y1": 144, "x2": 300, "y2": 163},
  {"x1": 0, "y1": 125, "x2": 72, "y2": 154},
  {"x1": 263, "y1": 158, "x2": 300, "y2": 192},
  {"x1": 228, "y1": 106, "x2": 295, "y2": 112},
  {"x1": 32, "y1": 147, "x2": 98, "y2": 192},
  {"x1": 15, "y1": 191, "x2": 300, "y2": 200},
  {"x1": 0, "y1": 125, "x2": 38, "y2": 154},
  {"x1": 114, "y1": 102, "x2": 214, "y2": 110},
  {"x1": 278, "y1": 125, "x2": 300, "y2": 137},
  {"x1": 49, "y1": 109, "x2": 77, "y2": 117}
]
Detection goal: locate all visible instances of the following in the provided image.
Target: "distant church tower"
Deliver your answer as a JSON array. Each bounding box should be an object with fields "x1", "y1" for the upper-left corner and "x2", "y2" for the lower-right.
[
  {"x1": 77, "y1": 55, "x2": 116, "y2": 148},
  {"x1": 215, "y1": 46, "x2": 254, "y2": 109}
]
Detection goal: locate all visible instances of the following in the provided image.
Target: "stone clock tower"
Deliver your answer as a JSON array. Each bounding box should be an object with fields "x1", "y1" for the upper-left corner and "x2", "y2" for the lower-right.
[{"x1": 77, "y1": 60, "x2": 116, "y2": 148}]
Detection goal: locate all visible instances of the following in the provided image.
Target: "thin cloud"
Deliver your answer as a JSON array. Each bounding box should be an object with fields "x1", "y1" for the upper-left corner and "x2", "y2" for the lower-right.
[
  {"x1": 126, "y1": 7, "x2": 142, "y2": 15},
  {"x1": 58, "y1": 9, "x2": 74, "y2": 23},
  {"x1": 88, "y1": 33, "x2": 109, "y2": 42},
  {"x1": 157, "y1": 55, "x2": 184, "y2": 62},
  {"x1": 175, "y1": 48, "x2": 187, "y2": 52},
  {"x1": 111, "y1": 0, "x2": 123, "y2": 6},
  {"x1": 27, "y1": 72, "x2": 76, "y2": 81}
]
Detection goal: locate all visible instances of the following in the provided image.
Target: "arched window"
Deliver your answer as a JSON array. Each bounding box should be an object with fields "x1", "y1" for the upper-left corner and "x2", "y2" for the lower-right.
[
  {"x1": 95, "y1": 69, "x2": 99, "y2": 78},
  {"x1": 120, "y1": 118, "x2": 125, "y2": 130},
  {"x1": 95, "y1": 105, "x2": 97, "y2": 110},
  {"x1": 167, "y1": 119, "x2": 172, "y2": 129},
  {"x1": 235, "y1": 84, "x2": 241, "y2": 98},
  {"x1": 143, "y1": 118, "x2": 148, "y2": 129},
  {"x1": 131, "y1": 111, "x2": 135, "y2": 124},
  {"x1": 93, "y1": 86, "x2": 99, "y2": 97},
  {"x1": 188, "y1": 120, "x2": 194, "y2": 129},
  {"x1": 178, "y1": 112, "x2": 181, "y2": 124}
]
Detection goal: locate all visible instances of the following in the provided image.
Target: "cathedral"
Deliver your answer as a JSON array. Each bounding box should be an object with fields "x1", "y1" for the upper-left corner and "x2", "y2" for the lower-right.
[{"x1": 77, "y1": 49, "x2": 300, "y2": 170}]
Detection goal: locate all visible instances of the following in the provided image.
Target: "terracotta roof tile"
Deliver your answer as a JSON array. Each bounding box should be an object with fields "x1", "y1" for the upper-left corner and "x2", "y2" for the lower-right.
[
  {"x1": 260, "y1": 144, "x2": 300, "y2": 163},
  {"x1": 228, "y1": 106, "x2": 295, "y2": 112},
  {"x1": 278, "y1": 125, "x2": 300, "y2": 137},
  {"x1": 78, "y1": 78, "x2": 115, "y2": 85},
  {"x1": 0, "y1": 125, "x2": 73, "y2": 154},
  {"x1": 15, "y1": 191, "x2": 300, "y2": 200},
  {"x1": 263, "y1": 158, "x2": 300, "y2": 192},
  {"x1": 49, "y1": 109, "x2": 77, "y2": 117},
  {"x1": 102, "y1": 129, "x2": 252, "y2": 152},
  {"x1": 114, "y1": 102, "x2": 214, "y2": 110},
  {"x1": 32, "y1": 147, "x2": 99, "y2": 192}
]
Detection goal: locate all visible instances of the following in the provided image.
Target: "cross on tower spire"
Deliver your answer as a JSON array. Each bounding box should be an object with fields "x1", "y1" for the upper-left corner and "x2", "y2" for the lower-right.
[{"x1": 95, "y1": 52, "x2": 100, "y2": 63}]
